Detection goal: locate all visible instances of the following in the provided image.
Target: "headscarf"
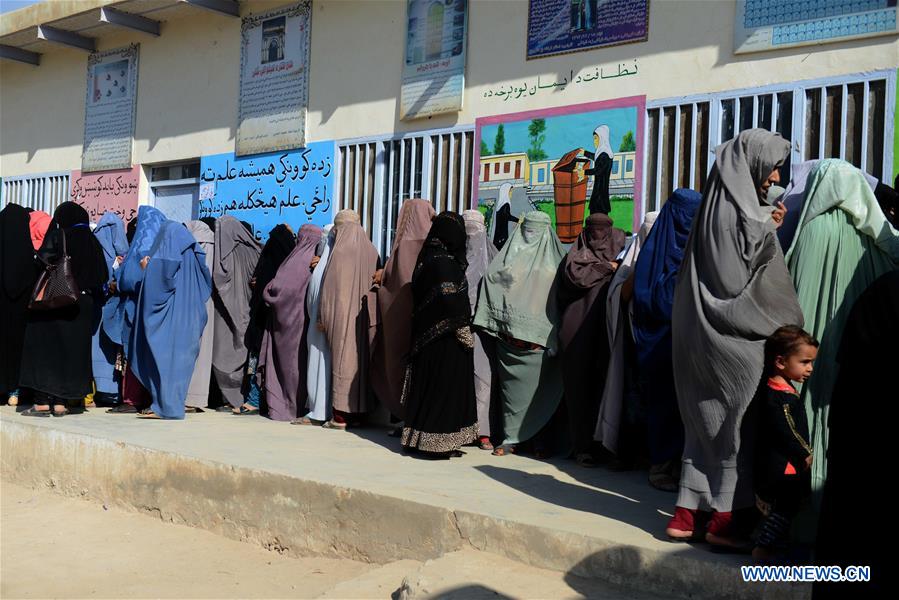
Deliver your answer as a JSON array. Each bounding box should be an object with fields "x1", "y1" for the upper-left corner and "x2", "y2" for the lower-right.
[
  {"x1": 874, "y1": 181, "x2": 898, "y2": 228},
  {"x1": 199, "y1": 216, "x2": 217, "y2": 232},
  {"x1": 126, "y1": 218, "x2": 138, "y2": 244},
  {"x1": 185, "y1": 220, "x2": 215, "y2": 407},
  {"x1": 785, "y1": 159, "x2": 899, "y2": 501},
  {"x1": 131, "y1": 220, "x2": 212, "y2": 419},
  {"x1": 473, "y1": 210, "x2": 565, "y2": 350},
  {"x1": 594, "y1": 210, "x2": 657, "y2": 452},
  {"x1": 671, "y1": 128, "x2": 804, "y2": 513},
  {"x1": 257, "y1": 224, "x2": 322, "y2": 421},
  {"x1": 632, "y1": 189, "x2": 702, "y2": 366},
  {"x1": 488, "y1": 183, "x2": 513, "y2": 249},
  {"x1": 305, "y1": 224, "x2": 335, "y2": 421},
  {"x1": 42, "y1": 202, "x2": 108, "y2": 293},
  {"x1": 370, "y1": 199, "x2": 435, "y2": 418},
  {"x1": 409, "y1": 212, "x2": 471, "y2": 356},
  {"x1": 462, "y1": 209, "x2": 490, "y2": 308},
  {"x1": 211, "y1": 215, "x2": 262, "y2": 408},
  {"x1": 593, "y1": 124, "x2": 613, "y2": 158},
  {"x1": 246, "y1": 224, "x2": 296, "y2": 354},
  {"x1": 559, "y1": 213, "x2": 625, "y2": 350},
  {"x1": 1, "y1": 204, "x2": 35, "y2": 300},
  {"x1": 777, "y1": 159, "x2": 879, "y2": 251},
  {"x1": 28, "y1": 210, "x2": 51, "y2": 251},
  {"x1": 93, "y1": 211, "x2": 129, "y2": 275},
  {"x1": 1, "y1": 203, "x2": 37, "y2": 396},
  {"x1": 103, "y1": 205, "x2": 166, "y2": 351},
  {"x1": 318, "y1": 210, "x2": 380, "y2": 413}
]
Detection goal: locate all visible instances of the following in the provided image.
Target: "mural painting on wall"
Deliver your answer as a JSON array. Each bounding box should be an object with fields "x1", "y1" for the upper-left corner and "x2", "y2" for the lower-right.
[
  {"x1": 734, "y1": 0, "x2": 899, "y2": 54},
  {"x1": 237, "y1": 1, "x2": 312, "y2": 156},
  {"x1": 473, "y1": 96, "x2": 645, "y2": 244},
  {"x1": 527, "y1": 0, "x2": 649, "y2": 60},
  {"x1": 82, "y1": 45, "x2": 139, "y2": 172},
  {"x1": 401, "y1": 0, "x2": 469, "y2": 120},
  {"x1": 199, "y1": 141, "x2": 335, "y2": 242},
  {"x1": 70, "y1": 166, "x2": 140, "y2": 224}
]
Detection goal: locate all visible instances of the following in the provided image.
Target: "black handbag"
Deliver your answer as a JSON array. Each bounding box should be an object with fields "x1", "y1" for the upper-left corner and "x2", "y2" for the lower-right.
[{"x1": 29, "y1": 226, "x2": 80, "y2": 310}]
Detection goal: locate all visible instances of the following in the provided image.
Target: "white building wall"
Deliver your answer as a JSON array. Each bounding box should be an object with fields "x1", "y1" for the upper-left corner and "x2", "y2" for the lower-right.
[{"x1": 1, "y1": 0, "x2": 897, "y2": 178}]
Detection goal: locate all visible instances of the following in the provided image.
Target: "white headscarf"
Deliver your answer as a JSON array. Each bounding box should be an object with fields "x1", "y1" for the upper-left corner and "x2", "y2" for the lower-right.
[{"x1": 594, "y1": 125, "x2": 613, "y2": 159}]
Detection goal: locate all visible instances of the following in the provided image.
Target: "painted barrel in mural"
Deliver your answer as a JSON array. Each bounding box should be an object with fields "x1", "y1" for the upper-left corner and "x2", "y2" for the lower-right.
[{"x1": 551, "y1": 148, "x2": 589, "y2": 243}]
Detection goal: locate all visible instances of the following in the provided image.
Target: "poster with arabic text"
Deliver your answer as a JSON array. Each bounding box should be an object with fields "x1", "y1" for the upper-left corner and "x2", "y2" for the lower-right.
[{"x1": 527, "y1": 0, "x2": 649, "y2": 59}]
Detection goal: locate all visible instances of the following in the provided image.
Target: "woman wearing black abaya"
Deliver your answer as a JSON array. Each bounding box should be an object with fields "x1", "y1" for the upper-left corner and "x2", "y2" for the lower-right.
[
  {"x1": 238, "y1": 224, "x2": 295, "y2": 414},
  {"x1": 400, "y1": 212, "x2": 479, "y2": 457},
  {"x1": 813, "y1": 269, "x2": 899, "y2": 600},
  {"x1": 558, "y1": 214, "x2": 625, "y2": 466},
  {"x1": 1, "y1": 204, "x2": 39, "y2": 405},
  {"x1": 19, "y1": 202, "x2": 108, "y2": 416}
]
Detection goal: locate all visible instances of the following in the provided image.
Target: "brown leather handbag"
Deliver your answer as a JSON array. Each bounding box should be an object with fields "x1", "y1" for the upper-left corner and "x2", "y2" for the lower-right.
[{"x1": 29, "y1": 226, "x2": 80, "y2": 310}]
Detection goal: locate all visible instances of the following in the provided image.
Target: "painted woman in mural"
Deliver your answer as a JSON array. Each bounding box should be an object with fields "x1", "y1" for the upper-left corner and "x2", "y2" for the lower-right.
[
  {"x1": 579, "y1": 125, "x2": 614, "y2": 216},
  {"x1": 488, "y1": 182, "x2": 519, "y2": 251}
]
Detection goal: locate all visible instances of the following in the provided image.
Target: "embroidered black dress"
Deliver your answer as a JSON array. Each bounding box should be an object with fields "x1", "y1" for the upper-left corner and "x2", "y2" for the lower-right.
[{"x1": 400, "y1": 212, "x2": 478, "y2": 455}]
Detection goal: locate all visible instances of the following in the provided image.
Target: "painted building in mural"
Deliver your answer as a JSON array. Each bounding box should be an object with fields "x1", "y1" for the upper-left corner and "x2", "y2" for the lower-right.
[{"x1": 1, "y1": 0, "x2": 897, "y2": 248}]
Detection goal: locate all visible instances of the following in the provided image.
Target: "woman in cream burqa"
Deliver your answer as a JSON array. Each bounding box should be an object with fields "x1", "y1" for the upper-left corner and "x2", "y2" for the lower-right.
[
  {"x1": 667, "y1": 129, "x2": 803, "y2": 547},
  {"x1": 318, "y1": 210, "x2": 380, "y2": 429},
  {"x1": 211, "y1": 216, "x2": 262, "y2": 410}
]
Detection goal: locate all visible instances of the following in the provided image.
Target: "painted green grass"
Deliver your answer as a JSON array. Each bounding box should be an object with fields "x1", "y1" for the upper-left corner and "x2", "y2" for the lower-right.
[{"x1": 534, "y1": 196, "x2": 634, "y2": 236}]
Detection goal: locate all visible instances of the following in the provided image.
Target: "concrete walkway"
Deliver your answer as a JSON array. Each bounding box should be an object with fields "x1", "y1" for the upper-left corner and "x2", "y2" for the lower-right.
[{"x1": 0, "y1": 407, "x2": 806, "y2": 599}]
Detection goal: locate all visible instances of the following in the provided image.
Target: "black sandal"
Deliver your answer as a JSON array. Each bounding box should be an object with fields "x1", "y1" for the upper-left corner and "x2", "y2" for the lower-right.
[
  {"x1": 21, "y1": 407, "x2": 52, "y2": 417},
  {"x1": 107, "y1": 404, "x2": 138, "y2": 414},
  {"x1": 233, "y1": 405, "x2": 259, "y2": 415}
]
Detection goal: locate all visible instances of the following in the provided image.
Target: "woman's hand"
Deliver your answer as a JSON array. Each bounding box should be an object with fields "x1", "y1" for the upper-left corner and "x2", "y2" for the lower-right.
[
  {"x1": 139, "y1": 256, "x2": 150, "y2": 270},
  {"x1": 310, "y1": 256, "x2": 321, "y2": 271},
  {"x1": 371, "y1": 269, "x2": 384, "y2": 286},
  {"x1": 771, "y1": 201, "x2": 787, "y2": 228}
]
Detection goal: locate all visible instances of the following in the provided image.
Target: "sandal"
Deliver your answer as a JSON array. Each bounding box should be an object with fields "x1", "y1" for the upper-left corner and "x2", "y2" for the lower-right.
[
  {"x1": 492, "y1": 445, "x2": 516, "y2": 456},
  {"x1": 291, "y1": 416, "x2": 323, "y2": 426},
  {"x1": 321, "y1": 419, "x2": 347, "y2": 430},
  {"x1": 137, "y1": 410, "x2": 163, "y2": 420},
  {"x1": 478, "y1": 436, "x2": 494, "y2": 451},
  {"x1": 233, "y1": 405, "x2": 259, "y2": 415},
  {"x1": 21, "y1": 406, "x2": 52, "y2": 417},
  {"x1": 107, "y1": 404, "x2": 138, "y2": 414},
  {"x1": 576, "y1": 452, "x2": 598, "y2": 468}
]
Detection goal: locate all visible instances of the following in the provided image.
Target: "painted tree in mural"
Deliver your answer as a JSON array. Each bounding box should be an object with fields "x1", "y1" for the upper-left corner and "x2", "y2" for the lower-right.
[
  {"x1": 527, "y1": 118, "x2": 548, "y2": 162},
  {"x1": 480, "y1": 140, "x2": 491, "y2": 157},
  {"x1": 619, "y1": 130, "x2": 636, "y2": 152},
  {"x1": 493, "y1": 124, "x2": 506, "y2": 155}
]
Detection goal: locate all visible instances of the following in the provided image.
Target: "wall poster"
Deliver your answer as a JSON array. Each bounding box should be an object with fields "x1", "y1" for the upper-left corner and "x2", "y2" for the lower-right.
[
  {"x1": 69, "y1": 166, "x2": 140, "y2": 224},
  {"x1": 82, "y1": 45, "x2": 139, "y2": 173},
  {"x1": 735, "y1": 0, "x2": 899, "y2": 54},
  {"x1": 526, "y1": 0, "x2": 649, "y2": 60},
  {"x1": 237, "y1": 1, "x2": 312, "y2": 157},
  {"x1": 401, "y1": 0, "x2": 469, "y2": 120},
  {"x1": 473, "y1": 96, "x2": 645, "y2": 243},
  {"x1": 199, "y1": 141, "x2": 335, "y2": 242}
]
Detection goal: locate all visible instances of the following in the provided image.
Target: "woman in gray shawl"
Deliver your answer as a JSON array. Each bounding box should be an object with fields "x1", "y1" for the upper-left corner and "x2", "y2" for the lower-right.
[
  {"x1": 211, "y1": 216, "x2": 262, "y2": 410},
  {"x1": 463, "y1": 209, "x2": 495, "y2": 450},
  {"x1": 185, "y1": 220, "x2": 215, "y2": 409},
  {"x1": 667, "y1": 129, "x2": 803, "y2": 547}
]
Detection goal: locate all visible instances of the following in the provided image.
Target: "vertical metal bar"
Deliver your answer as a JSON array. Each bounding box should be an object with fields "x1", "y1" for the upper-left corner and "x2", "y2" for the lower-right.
[
  {"x1": 818, "y1": 86, "x2": 826, "y2": 159},
  {"x1": 839, "y1": 83, "x2": 848, "y2": 161},
  {"x1": 860, "y1": 80, "x2": 870, "y2": 172},
  {"x1": 793, "y1": 88, "x2": 804, "y2": 165},
  {"x1": 362, "y1": 144, "x2": 371, "y2": 235},
  {"x1": 398, "y1": 138, "x2": 406, "y2": 205},
  {"x1": 655, "y1": 108, "x2": 664, "y2": 211},
  {"x1": 421, "y1": 134, "x2": 433, "y2": 201},
  {"x1": 733, "y1": 97, "x2": 741, "y2": 135},
  {"x1": 771, "y1": 93, "x2": 779, "y2": 133},
  {"x1": 457, "y1": 131, "x2": 468, "y2": 213},
  {"x1": 386, "y1": 141, "x2": 396, "y2": 252},
  {"x1": 372, "y1": 140, "x2": 386, "y2": 256},
  {"x1": 672, "y1": 105, "x2": 681, "y2": 192},
  {"x1": 689, "y1": 102, "x2": 697, "y2": 190},
  {"x1": 409, "y1": 136, "x2": 418, "y2": 199},
  {"x1": 342, "y1": 146, "x2": 351, "y2": 211},
  {"x1": 752, "y1": 95, "x2": 758, "y2": 128},
  {"x1": 435, "y1": 134, "x2": 445, "y2": 208},
  {"x1": 446, "y1": 133, "x2": 456, "y2": 214},
  {"x1": 353, "y1": 144, "x2": 361, "y2": 214}
]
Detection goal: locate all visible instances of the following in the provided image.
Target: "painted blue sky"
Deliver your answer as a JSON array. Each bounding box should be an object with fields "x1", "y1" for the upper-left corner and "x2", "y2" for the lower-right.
[
  {"x1": 1, "y1": 0, "x2": 42, "y2": 14},
  {"x1": 479, "y1": 106, "x2": 637, "y2": 159}
]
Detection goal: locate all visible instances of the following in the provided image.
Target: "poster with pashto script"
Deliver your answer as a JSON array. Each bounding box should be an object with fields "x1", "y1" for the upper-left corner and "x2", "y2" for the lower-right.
[
  {"x1": 237, "y1": 2, "x2": 312, "y2": 156},
  {"x1": 401, "y1": 0, "x2": 469, "y2": 120},
  {"x1": 82, "y1": 45, "x2": 139, "y2": 172}
]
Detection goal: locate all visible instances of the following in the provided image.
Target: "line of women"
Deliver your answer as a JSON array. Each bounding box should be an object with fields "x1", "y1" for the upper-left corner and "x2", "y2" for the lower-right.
[{"x1": 2, "y1": 131, "x2": 897, "y2": 565}]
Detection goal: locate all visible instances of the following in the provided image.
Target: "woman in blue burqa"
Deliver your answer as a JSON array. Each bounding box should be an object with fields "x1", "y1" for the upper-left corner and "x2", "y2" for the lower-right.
[
  {"x1": 103, "y1": 205, "x2": 167, "y2": 413},
  {"x1": 131, "y1": 219, "x2": 212, "y2": 419},
  {"x1": 91, "y1": 211, "x2": 129, "y2": 407}
]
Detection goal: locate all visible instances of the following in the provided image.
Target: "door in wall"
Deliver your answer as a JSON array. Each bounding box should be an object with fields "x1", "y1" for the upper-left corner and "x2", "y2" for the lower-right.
[{"x1": 153, "y1": 184, "x2": 198, "y2": 224}]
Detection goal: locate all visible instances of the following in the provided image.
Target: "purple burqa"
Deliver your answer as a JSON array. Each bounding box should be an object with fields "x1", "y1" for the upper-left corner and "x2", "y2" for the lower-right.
[{"x1": 257, "y1": 224, "x2": 322, "y2": 421}]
